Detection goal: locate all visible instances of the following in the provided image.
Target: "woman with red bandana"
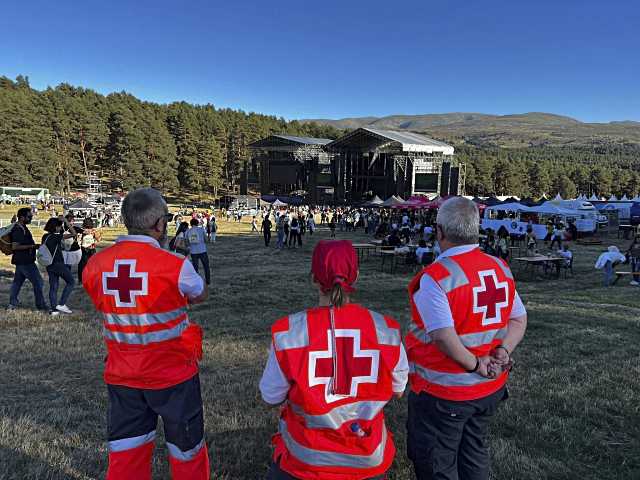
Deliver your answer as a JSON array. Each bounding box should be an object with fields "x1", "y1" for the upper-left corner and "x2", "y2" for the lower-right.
[{"x1": 259, "y1": 240, "x2": 409, "y2": 480}]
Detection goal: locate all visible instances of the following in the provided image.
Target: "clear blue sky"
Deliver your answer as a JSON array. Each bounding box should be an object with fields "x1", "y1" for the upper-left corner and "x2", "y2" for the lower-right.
[{"x1": 1, "y1": 0, "x2": 638, "y2": 122}]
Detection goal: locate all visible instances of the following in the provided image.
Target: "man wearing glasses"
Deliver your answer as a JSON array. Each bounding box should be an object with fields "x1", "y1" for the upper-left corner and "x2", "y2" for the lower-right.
[
  {"x1": 8, "y1": 207, "x2": 47, "y2": 311},
  {"x1": 82, "y1": 188, "x2": 211, "y2": 480}
]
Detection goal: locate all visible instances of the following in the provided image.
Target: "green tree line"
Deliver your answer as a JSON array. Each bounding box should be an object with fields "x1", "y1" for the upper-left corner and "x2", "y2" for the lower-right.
[
  {"x1": 1, "y1": 75, "x2": 638, "y2": 199},
  {"x1": 457, "y1": 144, "x2": 640, "y2": 199},
  {"x1": 0, "y1": 75, "x2": 339, "y2": 195}
]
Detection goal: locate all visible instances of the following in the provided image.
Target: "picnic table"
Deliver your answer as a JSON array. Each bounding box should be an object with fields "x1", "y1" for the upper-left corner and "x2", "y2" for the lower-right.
[
  {"x1": 613, "y1": 271, "x2": 640, "y2": 285},
  {"x1": 352, "y1": 243, "x2": 378, "y2": 261},
  {"x1": 513, "y1": 255, "x2": 566, "y2": 279},
  {"x1": 380, "y1": 248, "x2": 416, "y2": 273}
]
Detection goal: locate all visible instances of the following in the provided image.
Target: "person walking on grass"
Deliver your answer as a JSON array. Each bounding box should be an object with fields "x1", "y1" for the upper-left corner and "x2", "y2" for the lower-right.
[
  {"x1": 82, "y1": 188, "x2": 210, "y2": 480},
  {"x1": 405, "y1": 197, "x2": 528, "y2": 480},
  {"x1": 7, "y1": 207, "x2": 47, "y2": 312},
  {"x1": 42, "y1": 217, "x2": 77, "y2": 315},
  {"x1": 262, "y1": 214, "x2": 273, "y2": 247},
  {"x1": 260, "y1": 240, "x2": 408, "y2": 479},
  {"x1": 252, "y1": 216, "x2": 259, "y2": 233},
  {"x1": 188, "y1": 218, "x2": 211, "y2": 286}
]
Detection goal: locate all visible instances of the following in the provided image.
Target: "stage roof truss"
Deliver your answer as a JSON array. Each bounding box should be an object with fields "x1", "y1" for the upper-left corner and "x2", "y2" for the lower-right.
[{"x1": 326, "y1": 127, "x2": 454, "y2": 155}]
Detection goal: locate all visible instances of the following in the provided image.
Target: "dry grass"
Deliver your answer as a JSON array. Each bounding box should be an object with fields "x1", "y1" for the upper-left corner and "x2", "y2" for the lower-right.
[{"x1": 0, "y1": 214, "x2": 639, "y2": 479}]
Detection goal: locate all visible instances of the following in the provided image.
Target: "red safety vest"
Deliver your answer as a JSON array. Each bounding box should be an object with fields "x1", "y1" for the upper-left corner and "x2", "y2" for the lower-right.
[
  {"x1": 406, "y1": 247, "x2": 515, "y2": 401},
  {"x1": 271, "y1": 304, "x2": 401, "y2": 480},
  {"x1": 83, "y1": 240, "x2": 201, "y2": 389}
]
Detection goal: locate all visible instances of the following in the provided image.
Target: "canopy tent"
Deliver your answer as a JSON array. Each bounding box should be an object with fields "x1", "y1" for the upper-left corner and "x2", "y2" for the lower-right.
[
  {"x1": 552, "y1": 193, "x2": 563, "y2": 201},
  {"x1": 633, "y1": 195, "x2": 640, "y2": 202},
  {"x1": 620, "y1": 194, "x2": 629, "y2": 201},
  {"x1": 369, "y1": 195, "x2": 384, "y2": 205},
  {"x1": 485, "y1": 202, "x2": 534, "y2": 213},
  {"x1": 272, "y1": 199, "x2": 288, "y2": 207},
  {"x1": 381, "y1": 196, "x2": 405, "y2": 207},
  {"x1": 608, "y1": 195, "x2": 618, "y2": 201},
  {"x1": 589, "y1": 194, "x2": 600, "y2": 201}
]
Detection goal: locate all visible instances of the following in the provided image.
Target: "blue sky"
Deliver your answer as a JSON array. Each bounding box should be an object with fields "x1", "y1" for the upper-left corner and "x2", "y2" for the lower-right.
[{"x1": 1, "y1": 0, "x2": 638, "y2": 122}]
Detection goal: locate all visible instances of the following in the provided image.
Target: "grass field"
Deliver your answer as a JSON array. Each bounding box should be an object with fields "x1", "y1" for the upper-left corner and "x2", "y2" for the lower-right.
[{"x1": 0, "y1": 207, "x2": 639, "y2": 480}]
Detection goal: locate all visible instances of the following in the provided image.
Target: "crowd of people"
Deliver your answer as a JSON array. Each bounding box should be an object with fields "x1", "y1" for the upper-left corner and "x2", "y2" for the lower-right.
[
  {"x1": 5, "y1": 208, "x2": 101, "y2": 315},
  {"x1": 3, "y1": 190, "x2": 639, "y2": 480}
]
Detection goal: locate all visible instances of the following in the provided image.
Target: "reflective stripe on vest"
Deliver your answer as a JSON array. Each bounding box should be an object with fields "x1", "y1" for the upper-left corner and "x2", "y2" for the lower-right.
[
  {"x1": 167, "y1": 438, "x2": 205, "y2": 461},
  {"x1": 291, "y1": 400, "x2": 386, "y2": 430},
  {"x1": 274, "y1": 311, "x2": 309, "y2": 351},
  {"x1": 103, "y1": 307, "x2": 187, "y2": 327},
  {"x1": 493, "y1": 258, "x2": 514, "y2": 280},
  {"x1": 410, "y1": 362, "x2": 494, "y2": 387},
  {"x1": 279, "y1": 419, "x2": 387, "y2": 468},
  {"x1": 436, "y1": 257, "x2": 469, "y2": 293},
  {"x1": 369, "y1": 310, "x2": 401, "y2": 346},
  {"x1": 103, "y1": 319, "x2": 189, "y2": 345},
  {"x1": 409, "y1": 324, "x2": 507, "y2": 348},
  {"x1": 108, "y1": 430, "x2": 156, "y2": 452}
]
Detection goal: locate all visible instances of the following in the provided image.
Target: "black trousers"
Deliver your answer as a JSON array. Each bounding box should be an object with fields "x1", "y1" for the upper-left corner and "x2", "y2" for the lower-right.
[
  {"x1": 407, "y1": 387, "x2": 507, "y2": 480},
  {"x1": 264, "y1": 230, "x2": 271, "y2": 246},
  {"x1": 266, "y1": 461, "x2": 385, "y2": 479},
  {"x1": 107, "y1": 375, "x2": 205, "y2": 453}
]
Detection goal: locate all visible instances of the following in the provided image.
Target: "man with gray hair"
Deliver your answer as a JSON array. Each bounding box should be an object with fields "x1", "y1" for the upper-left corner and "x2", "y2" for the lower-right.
[
  {"x1": 405, "y1": 196, "x2": 528, "y2": 480},
  {"x1": 82, "y1": 188, "x2": 211, "y2": 480}
]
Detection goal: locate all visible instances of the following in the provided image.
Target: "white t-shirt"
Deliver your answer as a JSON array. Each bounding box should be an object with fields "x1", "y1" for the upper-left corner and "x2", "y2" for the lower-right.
[{"x1": 413, "y1": 244, "x2": 527, "y2": 333}]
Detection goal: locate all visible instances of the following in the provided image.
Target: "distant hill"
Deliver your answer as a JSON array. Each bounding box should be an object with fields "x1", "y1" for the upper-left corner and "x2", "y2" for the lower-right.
[{"x1": 302, "y1": 112, "x2": 640, "y2": 147}]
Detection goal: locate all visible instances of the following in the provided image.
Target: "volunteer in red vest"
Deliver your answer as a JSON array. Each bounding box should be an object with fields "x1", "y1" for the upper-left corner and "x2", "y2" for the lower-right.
[
  {"x1": 259, "y1": 240, "x2": 408, "y2": 480},
  {"x1": 82, "y1": 188, "x2": 211, "y2": 480},
  {"x1": 405, "y1": 197, "x2": 528, "y2": 480}
]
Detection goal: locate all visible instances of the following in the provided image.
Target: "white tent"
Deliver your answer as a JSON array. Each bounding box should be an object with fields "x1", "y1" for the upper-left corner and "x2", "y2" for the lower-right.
[
  {"x1": 608, "y1": 195, "x2": 618, "y2": 201},
  {"x1": 272, "y1": 199, "x2": 288, "y2": 207},
  {"x1": 589, "y1": 194, "x2": 600, "y2": 201},
  {"x1": 381, "y1": 196, "x2": 405, "y2": 207},
  {"x1": 369, "y1": 195, "x2": 383, "y2": 205},
  {"x1": 621, "y1": 194, "x2": 629, "y2": 201},
  {"x1": 553, "y1": 193, "x2": 563, "y2": 201},
  {"x1": 633, "y1": 195, "x2": 640, "y2": 202},
  {"x1": 485, "y1": 202, "x2": 534, "y2": 212}
]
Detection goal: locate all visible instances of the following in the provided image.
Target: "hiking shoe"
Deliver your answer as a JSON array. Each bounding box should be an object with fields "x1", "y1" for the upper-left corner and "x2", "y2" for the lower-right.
[
  {"x1": 631, "y1": 281, "x2": 640, "y2": 286},
  {"x1": 56, "y1": 305, "x2": 73, "y2": 314}
]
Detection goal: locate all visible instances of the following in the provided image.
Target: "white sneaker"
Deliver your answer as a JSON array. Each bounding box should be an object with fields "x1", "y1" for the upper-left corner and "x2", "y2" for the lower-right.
[
  {"x1": 56, "y1": 305, "x2": 72, "y2": 314},
  {"x1": 50, "y1": 311, "x2": 60, "y2": 316},
  {"x1": 630, "y1": 281, "x2": 640, "y2": 286}
]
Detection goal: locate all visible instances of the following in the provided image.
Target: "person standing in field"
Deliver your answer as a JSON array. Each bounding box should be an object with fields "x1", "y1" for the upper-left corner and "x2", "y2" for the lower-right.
[
  {"x1": 259, "y1": 240, "x2": 408, "y2": 479},
  {"x1": 262, "y1": 214, "x2": 273, "y2": 247},
  {"x1": 82, "y1": 188, "x2": 211, "y2": 480},
  {"x1": 405, "y1": 197, "x2": 528, "y2": 480},
  {"x1": 188, "y1": 218, "x2": 211, "y2": 286},
  {"x1": 41, "y1": 217, "x2": 77, "y2": 315},
  {"x1": 78, "y1": 217, "x2": 101, "y2": 283},
  {"x1": 7, "y1": 207, "x2": 47, "y2": 311}
]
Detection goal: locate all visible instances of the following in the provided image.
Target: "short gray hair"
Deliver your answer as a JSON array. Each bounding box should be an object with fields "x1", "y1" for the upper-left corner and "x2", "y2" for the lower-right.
[
  {"x1": 436, "y1": 197, "x2": 479, "y2": 245},
  {"x1": 121, "y1": 188, "x2": 168, "y2": 234}
]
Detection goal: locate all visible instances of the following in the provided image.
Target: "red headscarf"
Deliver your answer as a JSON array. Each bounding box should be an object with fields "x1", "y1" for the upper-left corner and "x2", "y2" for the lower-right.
[{"x1": 311, "y1": 240, "x2": 358, "y2": 294}]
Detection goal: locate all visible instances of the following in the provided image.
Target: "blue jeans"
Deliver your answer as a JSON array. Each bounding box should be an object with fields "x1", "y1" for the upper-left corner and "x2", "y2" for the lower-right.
[
  {"x1": 276, "y1": 230, "x2": 285, "y2": 249},
  {"x1": 191, "y1": 252, "x2": 211, "y2": 285},
  {"x1": 604, "y1": 261, "x2": 614, "y2": 287},
  {"x1": 10, "y1": 263, "x2": 47, "y2": 310},
  {"x1": 47, "y1": 263, "x2": 75, "y2": 308}
]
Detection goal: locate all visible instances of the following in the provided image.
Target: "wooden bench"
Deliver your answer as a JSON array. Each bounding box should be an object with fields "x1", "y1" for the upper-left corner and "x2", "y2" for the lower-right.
[{"x1": 613, "y1": 272, "x2": 640, "y2": 285}]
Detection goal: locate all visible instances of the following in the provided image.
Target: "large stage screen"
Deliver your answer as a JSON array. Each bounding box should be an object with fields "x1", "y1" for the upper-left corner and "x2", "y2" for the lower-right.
[
  {"x1": 414, "y1": 173, "x2": 439, "y2": 192},
  {"x1": 270, "y1": 164, "x2": 299, "y2": 184}
]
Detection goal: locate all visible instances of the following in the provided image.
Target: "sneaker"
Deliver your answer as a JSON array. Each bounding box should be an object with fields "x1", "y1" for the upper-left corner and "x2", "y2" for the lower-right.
[
  {"x1": 6, "y1": 304, "x2": 17, "y2": 311},
  {"x1": 56, "y1": 305, "x2": 73, "y2": 314},
  {"x1": 631, "y1": 281, "x2": 640, "y2": 286},
  {"x1": 50, "y1": 311, "x2": 60, "y2": 316}
]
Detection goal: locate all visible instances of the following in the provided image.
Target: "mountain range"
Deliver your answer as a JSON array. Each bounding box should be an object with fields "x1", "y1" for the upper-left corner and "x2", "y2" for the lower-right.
[{"x1": 302, "y1": 112, "x2": 640, "y2": 147}]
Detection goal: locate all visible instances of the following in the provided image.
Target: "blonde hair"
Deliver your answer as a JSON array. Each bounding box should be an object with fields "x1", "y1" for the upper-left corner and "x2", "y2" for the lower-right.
[{"x1": 329, "y1": 283, "x2": 347, "y2": 308}]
